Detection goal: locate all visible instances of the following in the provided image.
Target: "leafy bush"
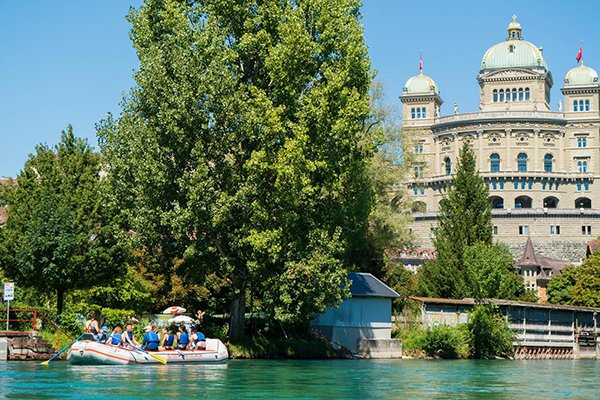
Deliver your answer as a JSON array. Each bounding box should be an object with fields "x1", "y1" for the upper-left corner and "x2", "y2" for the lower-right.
[
  {"x1": 467, "y1": 304, "x2": 514, "y2": 359},
  {"x1": 421, "y1": 324, "x2": 468, "y2": 359}
]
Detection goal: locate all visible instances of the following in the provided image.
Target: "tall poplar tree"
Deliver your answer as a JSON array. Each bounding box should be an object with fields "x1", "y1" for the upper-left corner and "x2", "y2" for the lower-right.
[
  {"x1": 99, "y1": 0, "x2": 373, "y2": 339},
  {"x1": 417, "y1": 142, "x2": 492, "y2": 298},
  {"x1": 0, "y1": 127, "x2": 127, "y2": 314}
]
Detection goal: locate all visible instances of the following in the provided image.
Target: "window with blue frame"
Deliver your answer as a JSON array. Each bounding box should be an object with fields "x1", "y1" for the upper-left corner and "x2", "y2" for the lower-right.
[
  {"x1": 574, "y1": 100, "x2": 579, "y2": 112},
  {"x1": 528, "y1": 181, "x2": 533, "y2": 190},
  {"x1": 585, "y1": 181, "x2": 590, "y2": 191},
  {"x1": 518, "y1": 88, "x2": 523, "y2": 101},
  {"x1": 445, "y1": 157, "x2": 452, "y2": 175},
  {"x1": 578, "y1": 137, "x2": 587, "y2": 148},
  {"x1": 544, "y1": 154, "x2": 553, "y2": 172},
  {"x1": 525, "y1": 88, "x2": 530, "y2": 100},
  {"x1": 514, "y1": 181, "x2": 519, "y2": 190},
  {"x1": 499, "y1": 180, "x2": 504, "y2": 189},
  {"x1": 490, "y1": 153, "x2": 500, "y2": 172},
  {"x1": 517, "y1": 153, "x2": 527, "y2": 171},
  {"x1": 493, "y1": 89, "x2": 498, "y2": 102},
  {"x1": 577, "y1": 181, "x2": 582, "y2": 191},
  {"x1": 585, "y1": 100, "x2": 590, "y2": 111},
  {"x1": 499, "y1": 89, "x2": 505, "y2": 102},
  {"x1": 411, "y1": 108, "x2": 415, "y2": 119}
]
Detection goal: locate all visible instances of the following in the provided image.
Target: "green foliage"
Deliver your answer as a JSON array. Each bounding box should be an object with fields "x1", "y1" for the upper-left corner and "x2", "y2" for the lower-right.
[
  {"x1": 99, "y1": 0, "x2": 374, "y2": 339},
  {"x1": 463, "y1": 243, "x2": 526, "y2": 301},
  {"x1": 0, "y1": 126, "x2": 129, "y2": 314},
  {"x1": 382, "y1": 260, "x2": 416, "y2": 311},
  {"x1": 226, "y1": 335, "x2": 338, "y2": 359},
  {"x1": 467, "y1": 304, "x2": 514, "y2": 359},
  {"x1": 421, "y1": 324, "x2": 469, "y2": 359},
  {"x1": 69, "y1": 265, "x2": 154, "y2": 314},
  {"x1": 548, "y1": 254, "x2": 600, "y2": 307},
  {"x1": 359, "y1": 81, "x2": 414, "y2": 274},
  {"x1": 417, "y1": 142, "x2": 493, "y2": 299}
]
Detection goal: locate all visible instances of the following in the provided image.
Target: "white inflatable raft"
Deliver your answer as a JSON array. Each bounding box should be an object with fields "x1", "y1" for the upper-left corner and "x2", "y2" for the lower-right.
[{"x1": 67, "y1": 338, "x2": 228, "y2": 365}]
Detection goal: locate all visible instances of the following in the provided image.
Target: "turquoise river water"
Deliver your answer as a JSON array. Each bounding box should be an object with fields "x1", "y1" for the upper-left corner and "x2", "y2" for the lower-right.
[{"x1": 1, "y1": 359, "x2": 599, "y2": 399}]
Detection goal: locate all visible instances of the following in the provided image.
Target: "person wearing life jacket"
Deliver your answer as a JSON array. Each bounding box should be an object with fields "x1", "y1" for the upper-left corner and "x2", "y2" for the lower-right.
[
  {"x1": 190, "y1": 327, "x2": 207, "y2": 351},
  {"x1": 98, "y1": 326, "x2": 109, "y2": 344},
  {"x1": 160, "y1": 327, "x2": 175, "y2": 350},
  {"x1": 122, "y1": 322, "x2": 141, "y2": 347},
  {"x1": 84, "y1": 312, "x2": 101, "y2": 340},
  {"x1": 142, "y1": 325, "x2": 160, "y2": 352},
  {"x1": 109, "y1": 326, "x2": 123, "y2": 346},
  {"x1": 177, "y1": 324, "x2": 189, "y2": 350}
]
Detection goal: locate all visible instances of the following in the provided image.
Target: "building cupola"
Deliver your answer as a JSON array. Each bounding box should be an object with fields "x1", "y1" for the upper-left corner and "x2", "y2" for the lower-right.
[{"x1": 507, "y1": 15, "x2": 522, "y2": 41}]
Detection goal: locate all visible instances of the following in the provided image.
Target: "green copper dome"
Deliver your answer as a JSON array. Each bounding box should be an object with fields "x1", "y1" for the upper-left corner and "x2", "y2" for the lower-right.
[
  {"x1": 564, "y1": 63, "x2": 599, "y2": 86},
  {"x1": 480, "y1": 17, "x2": 548, "y2": 71},
  {"x1": 403, "y1": 72, "x2": 440, "y2": 96}
]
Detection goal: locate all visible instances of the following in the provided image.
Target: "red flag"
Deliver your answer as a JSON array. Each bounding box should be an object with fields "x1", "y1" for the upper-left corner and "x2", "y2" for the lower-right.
[
  {"x1": 576, "y1": 46, "x2": 583, "y2": 63},
  {"x1": 419, "y1": 53, "x2": 423, "y2": 73}
]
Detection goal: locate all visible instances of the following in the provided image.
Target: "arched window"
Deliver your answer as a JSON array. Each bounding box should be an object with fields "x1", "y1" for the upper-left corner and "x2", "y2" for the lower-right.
[
  {"x1": 544, "y1": 196, "x2": 559, "y2": 208},
  {"x1": 579, "y1": 100, "x2": 584, "y2": 111},
  {"x1": 422, "y1": 107, "x2": 427, "y2": 118},
  {"x1": 493, "y1": 89, "x2": 498, "y2": 102},
  {"x1": 525, "y1": 88, "x2": 530, "y2": 100},
  {"x1": 515, "y1": 196, "x2": 532, "y2": 209},
  {"x1": 499, "y1": 89, "x2": 505, "y2": 102},
  {"x1": 544, "y1": 154, "x2": 553, "y2": 172},
  {"x1": 512, "y1": 88, "x2": 517, "y2": 102},
  {"x1": 490, "y1": 153, "x2": 500, "y2": 172},
  {"x1": 574, "y1": 100, "x2": 579, "y2": 112},
  {"x1": 585, "y1": 100, "x2": 590, "y2": 111},
  {"x1": 445, "y1": 157, "x2": 452, "y2": 175},
  {"x1": 517, "y1": 153, "x2": 527, "y2": 172},
  {"x1": 411, "y1": 108, "x2": 415, "y2": 119},
  {"x1": 417, "y1": 108, "x2": 421, "y2": 119},
  {"x1": 518, "y1": 88, "x2": 523, "y2": 101},
  {"x1": 489, "y1": 196, "x2": 504, "y2": 209},
  {"x1": 576, "y1": 197, "x2": 592, "y2": 208}
]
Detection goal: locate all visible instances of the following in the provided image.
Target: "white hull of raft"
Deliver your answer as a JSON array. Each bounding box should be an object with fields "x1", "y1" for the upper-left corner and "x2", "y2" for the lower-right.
[{"x1": 67, "y1": 339, "x2": 228, "y2": 365}]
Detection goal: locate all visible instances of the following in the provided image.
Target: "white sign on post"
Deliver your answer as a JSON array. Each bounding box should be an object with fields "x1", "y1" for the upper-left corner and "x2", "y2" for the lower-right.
[{"x1": 4, "y1": 283, "x2": 14, "y2": 301}]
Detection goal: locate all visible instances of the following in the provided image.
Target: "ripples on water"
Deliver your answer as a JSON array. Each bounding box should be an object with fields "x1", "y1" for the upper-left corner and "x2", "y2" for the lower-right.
[{"x1": 0, "y1": 359, "x2": 598, "y2": 399}]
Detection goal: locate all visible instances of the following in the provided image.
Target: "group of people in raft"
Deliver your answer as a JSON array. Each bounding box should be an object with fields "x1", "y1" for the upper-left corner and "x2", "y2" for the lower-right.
[{"x1": 84, "y1": 310, "x2": 206, "y2": 352}]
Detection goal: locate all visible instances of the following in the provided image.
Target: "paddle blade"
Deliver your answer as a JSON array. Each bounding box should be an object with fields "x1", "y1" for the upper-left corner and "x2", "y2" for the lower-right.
[
  {"x1": 40, "y1": 361, "x2": 50, "y2": 366},
  {"x1": 150, "y1": 353, "x2": 167, "y2": 364}
]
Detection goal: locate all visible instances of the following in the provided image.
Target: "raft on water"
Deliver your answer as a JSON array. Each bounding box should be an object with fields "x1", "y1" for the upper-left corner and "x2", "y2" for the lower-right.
[{"x1": 67, "y1": 338, "x2": 229, "y2": 365}]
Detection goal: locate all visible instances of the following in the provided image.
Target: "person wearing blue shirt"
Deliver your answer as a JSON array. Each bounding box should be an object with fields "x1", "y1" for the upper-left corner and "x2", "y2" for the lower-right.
[{"x1": 142, "y1": 325, "x2": 160, "y2": 351}]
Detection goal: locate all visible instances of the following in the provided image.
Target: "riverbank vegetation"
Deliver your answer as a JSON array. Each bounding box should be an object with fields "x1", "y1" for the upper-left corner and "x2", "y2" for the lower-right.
[{"x1": 396, "y1": 303, "x2": 514, "y2": 359}]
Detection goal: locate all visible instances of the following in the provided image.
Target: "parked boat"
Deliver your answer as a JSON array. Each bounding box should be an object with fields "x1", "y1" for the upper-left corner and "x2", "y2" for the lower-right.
[{"x1": 67, "y1": 338, "x2": 228, "y2": 365}]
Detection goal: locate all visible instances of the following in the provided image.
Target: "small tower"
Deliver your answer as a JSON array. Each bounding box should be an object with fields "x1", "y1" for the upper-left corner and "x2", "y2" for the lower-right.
[
  {"x1": 561, "y1": 62, "x2": 600, "y2": 118},
  {"x1": 400, "y1": 61, "x2": 443, "y2": 126}
]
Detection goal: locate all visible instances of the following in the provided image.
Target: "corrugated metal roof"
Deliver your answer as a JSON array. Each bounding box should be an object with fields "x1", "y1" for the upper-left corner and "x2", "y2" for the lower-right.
[
  {"x1": 348, "y1": 272, "x2": 399, "y2": 298},
  {"x1": 409, "y1": 296, "x2": 600, "y2": 313}
]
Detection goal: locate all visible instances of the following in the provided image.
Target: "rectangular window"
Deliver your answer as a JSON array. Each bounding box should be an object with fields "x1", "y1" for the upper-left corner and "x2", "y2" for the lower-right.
[
  {"x1": 550, "y1": 226, "x2": 561, "y2": 235},
  {"x1": 412, "y1": 185, "x2": 418, "y2": 196},
  {"x1": 528, "y1": 181, "x2": 533, "y2": 190},
  {"x1": 578, "y1": 137, "x2": 588, "y2": 148},
  {"x1": 493, "y1": 226, "x2": 498, "y2": 235},
  {"x1": 555, "y1": 182, "x2": 559, "y2": 190},
  {"x1": 499, "y1": 180, "x2": 504, "y2": 189},
  {"x1": 415, "y1": 144, "x2": 424, "y2": 154},
  {"x1": 585, "y1": 181, "x2": 590, "y2": 191},
  {"x1": 577, "y1": 181, "x2": 582, "y2": 191},
  {"x1": 519, "y1": 226, "x2": 529, "y2": 235},
  {"x1": 521, "y1": 181, "x2": 526, "y2": 189},
  {"x1": 582, "y1": 226, "x2": 592, "y2": 235},
  {"x1": 514, "y1": 181, "x2": 519, "y2": 190},
  {"x1": 420, "y1": 184, "x2": 425, "y2": 196},
  {"x1": 542, "y1": 181, "x2": 546, "y2": 190},
  {"x1": 492, "y1": 181, "x2": 497, "y2": 189}
]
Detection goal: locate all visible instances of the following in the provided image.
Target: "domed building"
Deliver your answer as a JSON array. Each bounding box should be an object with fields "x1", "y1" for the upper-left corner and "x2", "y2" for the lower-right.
[{"x1": 402, "y1": 16, "x2": 600, "y2": 270}]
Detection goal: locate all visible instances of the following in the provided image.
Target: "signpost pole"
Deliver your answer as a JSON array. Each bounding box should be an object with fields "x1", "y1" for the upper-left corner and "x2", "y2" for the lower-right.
[{"x1": 3, "y1": 283, "x2": 14, "y2": 331}]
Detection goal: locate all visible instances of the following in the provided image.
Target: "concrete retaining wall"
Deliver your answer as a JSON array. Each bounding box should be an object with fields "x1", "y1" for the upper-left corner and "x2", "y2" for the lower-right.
[{"x1": 358, "y1": 339, "x2": 402, "y2": 359}]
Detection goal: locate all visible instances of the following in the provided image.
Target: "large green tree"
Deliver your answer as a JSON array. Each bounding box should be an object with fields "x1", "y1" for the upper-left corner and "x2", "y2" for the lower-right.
[
  {"x1": 0, "y1": 127, "x2": 128, "y2": 314},
  {"x1": 417, "y1": 142, "x2": 492, "y2": 298},
  {"x1": 99, "y1": 0, "x2": 373, "y2": 339},
  {"x1": 547, "y1": 254, "x2": 600, "y2": 307}
]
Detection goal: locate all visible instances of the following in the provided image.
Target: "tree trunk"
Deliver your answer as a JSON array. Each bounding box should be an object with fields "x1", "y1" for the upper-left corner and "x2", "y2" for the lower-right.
[
  {"x1": 228, "y1": 289, "x2": 246, "y2": 342},
  {"x1": 57, "y1": 289, "x2": 65, "y2": 316}
]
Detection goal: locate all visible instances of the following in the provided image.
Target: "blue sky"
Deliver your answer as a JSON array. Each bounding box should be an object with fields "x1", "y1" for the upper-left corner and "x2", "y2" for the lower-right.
[{"x1": 1, "y1": 0, "x2": 599, "y2": 177}]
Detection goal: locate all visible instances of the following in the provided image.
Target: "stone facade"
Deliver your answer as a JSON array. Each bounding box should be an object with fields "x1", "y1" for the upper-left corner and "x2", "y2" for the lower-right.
[{"x1": 402, "y1": 17, "x2": 600, "y2": 263}]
